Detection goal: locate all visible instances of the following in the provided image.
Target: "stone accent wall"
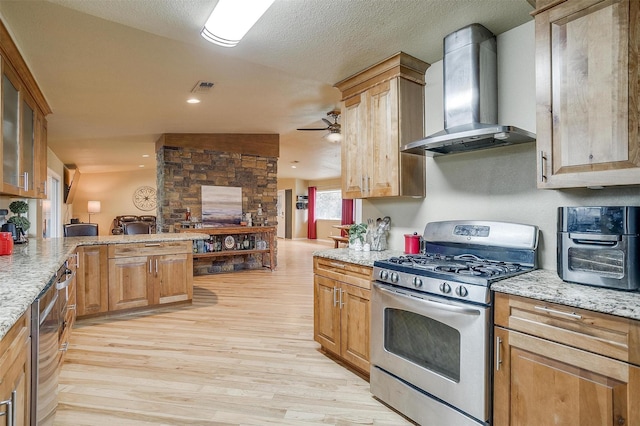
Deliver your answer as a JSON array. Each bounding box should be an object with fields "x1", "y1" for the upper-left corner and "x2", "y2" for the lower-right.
[{"x1": 156, "y1": 134, "x2": 279, "y2": 272}]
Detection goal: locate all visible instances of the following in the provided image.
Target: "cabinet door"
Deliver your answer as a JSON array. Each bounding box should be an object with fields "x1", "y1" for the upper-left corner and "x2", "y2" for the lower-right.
[
  {"x1": 341, "y1": 94, "x2": 367, "y2": 198},
  {"x1": 1, "y1": 64, "x2": 21, "y2": 195},
  {"x1": 536, "y1": 0, "x2": 640, "y2": 188},
  {"x1": 108, "y1": 256, "x2": 152, "y2": 311},
  {"x1": 339, "y1": 283, "x2": 370, "y2": 372},
  {"x1": 0, "y1": 314, "x2": 30, "y2": 426},
  {"x1": 313, "y1": 275, "x2": 341, "y2": 356},
  {"x1": 76, "y1": 245, "x2": 109, "y2": 317},
  {"x1": 155, "y1": 253, "x2": 192, "y2": 304},
  {"x1": 19, "y1": 93, "x2": 37, "y2": 198},
  {"x1": 494, "y1": 326, "x2": 640, "y2": 426},
  {"x1": 367, "y1": 80, "x2": 399, "y2": 197}
]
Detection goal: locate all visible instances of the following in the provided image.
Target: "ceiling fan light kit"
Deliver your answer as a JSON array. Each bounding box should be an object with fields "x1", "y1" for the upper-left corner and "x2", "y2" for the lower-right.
[{"x1": 201, "y1": 0, "x2": 275, "y2": 48}]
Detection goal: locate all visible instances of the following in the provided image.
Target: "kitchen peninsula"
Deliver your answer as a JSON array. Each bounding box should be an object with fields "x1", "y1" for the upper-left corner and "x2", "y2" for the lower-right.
[{"x1": 0, "y1": 232, "x2": 209, "y2": 340}]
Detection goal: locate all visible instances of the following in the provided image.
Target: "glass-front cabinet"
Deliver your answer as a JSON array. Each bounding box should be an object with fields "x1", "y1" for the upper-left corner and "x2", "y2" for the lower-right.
[{"x1": 1, "y1": 57, "x2": 44, "y2": 198}]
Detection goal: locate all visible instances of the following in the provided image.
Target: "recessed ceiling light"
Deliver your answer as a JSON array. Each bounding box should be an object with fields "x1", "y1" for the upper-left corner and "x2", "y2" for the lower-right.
[
  {"x1": 142, "y1": 154, "x2": 150, "y2": 158},
  {"x1": 139, "y1": 165, "x2": 145, "y2": 168},
  {"x1": 290, "y1": 160, "x2": 299, "y2": 169},
  {"x1": 187, "y1": 98, "x2": 201, "y2": 104}
]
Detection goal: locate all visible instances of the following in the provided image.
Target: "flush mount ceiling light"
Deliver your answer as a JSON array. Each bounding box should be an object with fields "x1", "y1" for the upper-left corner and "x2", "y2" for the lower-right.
[
  {"x1": 187, "y1": 98, "x2": 201, "y2": 104},
  {"x1": 201, "y1": 0, "x2": 275, "y2": 48}
]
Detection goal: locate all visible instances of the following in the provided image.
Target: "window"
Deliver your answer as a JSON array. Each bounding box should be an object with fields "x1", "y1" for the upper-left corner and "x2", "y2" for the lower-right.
[{"x1": 315, "y1": 190, "x2": 342, "y2": 220}]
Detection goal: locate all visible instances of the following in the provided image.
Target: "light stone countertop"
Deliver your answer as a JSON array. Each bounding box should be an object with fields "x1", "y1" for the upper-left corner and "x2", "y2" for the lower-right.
[
  {"x1": 314, "y1": 249, "x2": 640, "y2": 322},
  {"x1": 313, "y1": 248, "x2": 405, "y2": 267},
  {"x1": 0, "y1": 233, "x2": 209, "y2": 340},
  {"x1": 491, "y1": 269, "x2": 640, "y2": 321}
]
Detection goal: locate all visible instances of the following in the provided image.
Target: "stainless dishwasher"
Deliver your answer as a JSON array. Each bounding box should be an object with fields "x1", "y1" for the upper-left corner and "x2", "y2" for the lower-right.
[{"x1": 30, "y1": 262, "x2": 73, "y2": 426}]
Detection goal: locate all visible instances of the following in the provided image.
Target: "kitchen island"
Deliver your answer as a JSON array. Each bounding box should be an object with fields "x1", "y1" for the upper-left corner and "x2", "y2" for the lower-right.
[{"x1": 0, "y1": 233, "x2": 209, "y2": 340}]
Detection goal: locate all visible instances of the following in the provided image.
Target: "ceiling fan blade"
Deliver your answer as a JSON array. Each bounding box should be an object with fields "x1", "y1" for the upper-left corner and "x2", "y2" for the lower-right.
[
  {"x1": 322, "y1": 118, "x2": 332, "y2": 126},
  {"x1": 296, "y1": 127, "x2": 329, "y2": 131}
]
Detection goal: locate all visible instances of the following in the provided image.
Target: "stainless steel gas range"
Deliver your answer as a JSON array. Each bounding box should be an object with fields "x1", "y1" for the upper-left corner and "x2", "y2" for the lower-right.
[{"x1": 370, "y1": 220, "x2": 539, "y2": 426}]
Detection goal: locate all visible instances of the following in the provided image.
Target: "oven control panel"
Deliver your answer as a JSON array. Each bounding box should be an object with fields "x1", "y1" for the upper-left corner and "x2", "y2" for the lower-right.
[{"x1": 374, "y1": 266, "x2": 490, "y2": 305}]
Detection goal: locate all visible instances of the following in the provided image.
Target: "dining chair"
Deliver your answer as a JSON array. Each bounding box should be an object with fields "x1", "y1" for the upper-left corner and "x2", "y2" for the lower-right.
[
  {"x1": 123, "y1": 221, "x2": 151, "y2": 235},
  {"x1": 64, "y1": 223, "x2": 99, "y2": 237}
]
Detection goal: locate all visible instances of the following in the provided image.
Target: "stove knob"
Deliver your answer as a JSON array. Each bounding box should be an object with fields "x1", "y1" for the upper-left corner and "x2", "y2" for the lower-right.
[
  {"x1": 456, "y1": 286, "x2": 469, "y2": 297},
  {"x1": 412, "y1": 277, "x2": 423, "y2": 288},
  {"x1": 439, "y1": 282, "x2": 451, "y2": 294},
  {"x1": 379, "y1": 270, "x2": 389, "y2": 280},
  {"x1": 390, "y1": 272, "x2": 399, "y2": 283}
]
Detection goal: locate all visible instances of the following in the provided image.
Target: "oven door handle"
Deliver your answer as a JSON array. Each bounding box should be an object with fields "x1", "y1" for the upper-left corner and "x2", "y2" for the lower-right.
[
  {"x1": 376, "y1": 285, "x2": 481, "y2": 316},
  {"x1": 568, "y1": 232, "x2": 620, "y2": 245}
]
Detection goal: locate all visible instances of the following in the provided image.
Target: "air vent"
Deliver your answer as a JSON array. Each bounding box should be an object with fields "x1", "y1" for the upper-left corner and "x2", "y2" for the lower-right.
[{"x1": 191, "y1": 81, "x2": 215, "y2": 94}]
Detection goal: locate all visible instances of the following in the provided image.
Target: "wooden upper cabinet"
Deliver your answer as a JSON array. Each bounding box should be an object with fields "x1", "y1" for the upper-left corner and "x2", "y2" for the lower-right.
[
  {"x1": 534, "y1": 0, "x2": 640, "y2": 188},
  {"x1": 0, "y1": 20, "x2": 51, "y2": 199},
  {"x1": 335, "y1": 52, "x2": 429, "y2": 198}
]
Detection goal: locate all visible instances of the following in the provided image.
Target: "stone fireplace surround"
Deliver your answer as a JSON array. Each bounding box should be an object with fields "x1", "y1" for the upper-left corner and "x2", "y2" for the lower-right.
[{"x1": 156, "y1": 133, "x2": 279, "y2": 272}]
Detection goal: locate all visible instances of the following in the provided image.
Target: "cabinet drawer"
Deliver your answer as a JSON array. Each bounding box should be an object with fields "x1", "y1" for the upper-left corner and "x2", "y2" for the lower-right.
[
  {"x1": 108, "y1": 241, "x2": 192, "y2": 258},
  {"x1": 495, "y1": 292, "x2": 640, "y2": 365},
  {"x1": 313, "y1": 257, "x2": 372, "y2": 289}
]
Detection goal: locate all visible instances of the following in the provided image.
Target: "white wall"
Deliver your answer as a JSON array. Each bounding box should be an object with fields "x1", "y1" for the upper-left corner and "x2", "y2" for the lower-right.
[{"x1": 363, "y1": 21, "x2": 640, "y2": 270}]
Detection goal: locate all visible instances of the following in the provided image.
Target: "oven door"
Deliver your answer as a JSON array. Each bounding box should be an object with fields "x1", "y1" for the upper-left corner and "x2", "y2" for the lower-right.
[{"x1": 371, "y1": 281, "x2": 491, "y2": 423}]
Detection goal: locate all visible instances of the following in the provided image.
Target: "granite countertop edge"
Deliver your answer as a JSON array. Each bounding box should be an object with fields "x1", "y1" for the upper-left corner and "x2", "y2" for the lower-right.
[
  {"x1": 314, "y1": 250, "x2": 640, "y2": 322},
  {"x1": 313, "y1": 248, "x2": 405, "y2": 267},
  {"x1": 0, "y1": 233, "x2": 210, "y2": 340},
  {"x1": 491, "y1": 269, "x2": 640, "y2": 322}
]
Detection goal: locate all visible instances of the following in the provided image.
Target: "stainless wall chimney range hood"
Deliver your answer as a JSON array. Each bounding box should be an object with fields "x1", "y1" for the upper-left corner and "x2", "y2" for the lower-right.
[{"x1": 402, "y1": 24, "x2": 535, "y2": 156}]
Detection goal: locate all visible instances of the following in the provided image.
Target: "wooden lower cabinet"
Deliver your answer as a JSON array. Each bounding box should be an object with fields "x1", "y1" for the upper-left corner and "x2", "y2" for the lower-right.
[
  {"x1": 108, "y1": 255, "x2": 154, "y2": 311},
  {"x1": 155, "y1": 253, "x2": 192, "y2": 304},
  {"x1": 0, "y1": 310, "x2": 30, "y2": 426},
  {"x1": 313, "y1": 257, "x2": 371, "y2": 374},
  {"x1": 108, "y1": 241, "x2": 193, "y2": 311},
  {"x1": 493, "y1": 293, "x2": 640, "y2": 425},
  {"x1": 76, "y1": 245, "x2": 109, "y2": 317}
]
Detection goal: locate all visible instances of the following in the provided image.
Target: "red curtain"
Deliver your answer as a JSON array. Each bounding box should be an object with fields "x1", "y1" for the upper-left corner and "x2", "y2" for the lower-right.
[
  {"x1": 307, "y1": 186, "x2": 317, "y2": 239},
  {"x1": 341, "y1": 199, "x2": 354, "y2": 225},
  {"x1": 340, "y1": 199, "x2": 354, "y2": 237}
]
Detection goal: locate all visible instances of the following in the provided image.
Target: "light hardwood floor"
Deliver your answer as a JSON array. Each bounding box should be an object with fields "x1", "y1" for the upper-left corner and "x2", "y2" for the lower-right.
[{"x1": 55, "y1": 239, "x2": 413, "y2": 425}]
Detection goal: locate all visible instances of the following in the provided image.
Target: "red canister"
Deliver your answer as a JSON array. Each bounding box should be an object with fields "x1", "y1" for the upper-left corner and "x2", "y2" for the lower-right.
[
  {"x1": 404, "y1": 233, "x2": 421, "y2": 254},
  {"x1": 0, "y1": 231, "x2": 13, "y2": 255}
]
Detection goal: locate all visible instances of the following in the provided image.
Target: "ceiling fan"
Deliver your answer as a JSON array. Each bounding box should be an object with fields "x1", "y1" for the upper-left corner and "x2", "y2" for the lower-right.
[{"x1": 297, "y1": 109, "x2": 341, "y2": 142}]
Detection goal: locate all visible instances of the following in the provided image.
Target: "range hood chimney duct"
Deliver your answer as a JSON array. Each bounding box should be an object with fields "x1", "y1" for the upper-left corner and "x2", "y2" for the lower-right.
[{"x1": 402, "y1": 23, "x2": 535, "y2": 156}]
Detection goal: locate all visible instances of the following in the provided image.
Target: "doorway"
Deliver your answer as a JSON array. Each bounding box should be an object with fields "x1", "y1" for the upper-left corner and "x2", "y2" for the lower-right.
[
  {"x1": 43, "y1": 168, "x2": 62, "y2": 238},
  {"x1": 277, "y1": 189, "x2": 292, "y2": 239}
]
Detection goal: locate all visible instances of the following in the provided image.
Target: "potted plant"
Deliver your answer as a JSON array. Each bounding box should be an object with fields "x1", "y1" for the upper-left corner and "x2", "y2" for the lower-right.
[
  {"x1": 348, "y1": 223, "x2": 368, "y2": 251},
  {"x1": 8, "y1": 200, "x2": 30, "y2": 234}
]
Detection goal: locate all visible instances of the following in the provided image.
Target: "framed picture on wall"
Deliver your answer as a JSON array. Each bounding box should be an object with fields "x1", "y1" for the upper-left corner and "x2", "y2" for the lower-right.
[{"x1": 201, "y1": 186, "x2": 242, "y2": 226}]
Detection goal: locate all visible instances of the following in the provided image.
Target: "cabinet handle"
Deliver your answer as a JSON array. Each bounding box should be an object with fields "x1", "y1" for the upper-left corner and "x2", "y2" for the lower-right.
[
  {"x1": 329, "y1": 262, "x2": 345, "y2": 269},
  {"x1": 0, "y1": 393, "x2": 14, "y2": 425},
  {"x1": 71, "y1": 253, "x2": 79, "y2": 268},
  {"x1": 155, "y1": 259, "x2": 159, "y2": 274},
  {"x1": 149, "y1": 259, "x2": 153, "y2": 274},
  {"x1": 144, "y1": 243, "x2": 161, "y2": 247},
  {"x1": 43, "y1": 179, "x2": 47, "y2": 196},
  {"x1": 538, "y1": 151, "x2": 547, "y2": 182},
  {"x1": 59, "y1": 342, "x2": 69, "y2": 352},
  {"x1": 339, "y1": 288, "x2": 345, "y2": 308},
  {"x1": 22, "y1": 172, "x2": 29, "y2": 191},
  {"x1": 534, "y1": 305, "x2": 582, "y2": 319},
  {"x1": 333, "y1": 286, "x2": 339, "y2": 307},
  {"x1": 495, "y1": 336, "x2": 502, "y2": 371}
]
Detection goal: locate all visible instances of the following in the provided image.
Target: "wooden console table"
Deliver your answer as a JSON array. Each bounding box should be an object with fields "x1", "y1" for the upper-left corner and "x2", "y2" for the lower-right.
[{"x1": 178, "y1": 226, "x2": 276, "y2": 271}]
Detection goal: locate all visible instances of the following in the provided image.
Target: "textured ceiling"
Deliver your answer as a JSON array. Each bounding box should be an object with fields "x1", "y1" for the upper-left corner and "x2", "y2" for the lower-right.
[{"x1": 0, "y1": 0, "x2": 535, "y2": 180}]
